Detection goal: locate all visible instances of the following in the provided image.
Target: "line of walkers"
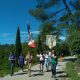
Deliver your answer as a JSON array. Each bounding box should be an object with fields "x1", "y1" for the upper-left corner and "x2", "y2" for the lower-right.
[
  {"x1": 9, "y1": 50, "x2": 58, "y2": 78},
  {"x1": 37, "y1": 50, "x2": 58, "y2": 78},
  {"x1": 9, "y1": 52, "x2": 24, "y2": 76}
]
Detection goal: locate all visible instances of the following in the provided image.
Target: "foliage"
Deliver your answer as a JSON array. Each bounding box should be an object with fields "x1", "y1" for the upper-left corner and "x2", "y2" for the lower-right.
[
  {"x1": 15, "y1": 27, "x2": 22, "y2": 65},
  {"x1": 40, "y1": 22, "x2": 59, "y2": 43},
  {"x1": 29, "y1": 0, "x2": 61, "y2": 22},
  {"x1": 59, "y1": 0, "x2": 80, "y2": 55},
  {"x1": 0, "y1": 44, "x2": 15, "y2": 77},
  {"x1": 66, "y1": 62, "x2": 80, "y2": 80},
  {"x1": 54, "y1": 41, "x2": 70, "y2": 56},
  {"x1": 0, "y1": 42, "x2": 38, "y2": 77},
  {"x1": 75, "y1": 55, "x2": 80, "y2": 72}
]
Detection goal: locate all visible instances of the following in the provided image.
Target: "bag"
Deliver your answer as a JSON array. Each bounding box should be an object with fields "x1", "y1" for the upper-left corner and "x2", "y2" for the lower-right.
[{"x1": 24, "y1": 60, "x2": 28, "y2": 65}]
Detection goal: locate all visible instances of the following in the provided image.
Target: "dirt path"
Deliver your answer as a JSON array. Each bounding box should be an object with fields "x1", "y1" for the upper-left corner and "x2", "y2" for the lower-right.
[{"x1": 1, "y1": 56, "x2": 75, "y2": 80}]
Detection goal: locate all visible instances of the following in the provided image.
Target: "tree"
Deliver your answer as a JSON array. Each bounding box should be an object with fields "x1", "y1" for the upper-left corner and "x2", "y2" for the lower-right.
[
  {"x1": 29, "y1": 0, "x2": 80, "y2": 55},
  {"x1": 15, "y1": 27, "x2": 22, "y2": 65},
  {"x1": 29, "y1": 0, "x2": 61, "y2": 51},
  {"x1": 59, "y1": 0, "x2": 80, "y2": 55},
  {"x1": 37, "y1": 35, "x2": 43, "y2": 53},
  {"x1": 40, "y1": 22, "x2": 59, "y2": 43}
]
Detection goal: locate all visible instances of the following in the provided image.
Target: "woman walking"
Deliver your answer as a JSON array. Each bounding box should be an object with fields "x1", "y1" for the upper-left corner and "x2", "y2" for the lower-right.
[
  {"x1": 26, "y1": 51, "x2": 33, "y2": 77},
  {"x1": 51, "y1": 50, "x2": 57, "y2": 78},
  {"x1": 37, "y1": 52, "x2": 45, "y2": 72},
  {"x1": 44, "y1": 51, "x2": 50, "y2": 71}
]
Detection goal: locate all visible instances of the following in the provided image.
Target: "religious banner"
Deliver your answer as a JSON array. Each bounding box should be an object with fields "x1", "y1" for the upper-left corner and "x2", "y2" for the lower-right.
[
  {"x1": 46, "y1": 35, "x2": 56, "y2": 49},
  {"x1": 27, "y1": 24, "x2": 36, "y2": 48}
]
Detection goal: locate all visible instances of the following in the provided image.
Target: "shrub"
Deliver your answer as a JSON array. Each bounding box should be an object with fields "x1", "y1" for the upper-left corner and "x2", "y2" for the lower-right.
[
  {"x1": 66, "y1": 62, "x2": 80, "y2": 80},
  {"x1": 75, "y1": 55, "x2": 80, "y2": 75}
]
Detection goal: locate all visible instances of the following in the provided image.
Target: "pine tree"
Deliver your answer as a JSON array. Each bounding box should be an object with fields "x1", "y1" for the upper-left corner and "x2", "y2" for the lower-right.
[{"x1": 15, "y1": 27, "x2": 22, "y2": 66}]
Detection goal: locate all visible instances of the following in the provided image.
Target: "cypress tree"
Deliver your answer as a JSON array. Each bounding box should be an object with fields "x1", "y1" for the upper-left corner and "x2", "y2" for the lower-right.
[{"x1": 15, "y1": 27, "x2": 22, "y2": 66}]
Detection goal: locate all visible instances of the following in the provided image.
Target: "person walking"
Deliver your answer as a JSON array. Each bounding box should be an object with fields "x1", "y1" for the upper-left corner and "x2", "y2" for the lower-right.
[
  {"x1": 18, "y1": 54, "x2": 24, "y2": 72},
  {"x1": 26, "y1": 51, "x2": 33, "y2": 77},
  {"x1": 60, "y1": 53, "x2": 63, "y2": 62},
  {"x1": 9, "y1": 52, "x2": 15, "y2": 76},
  {"x1": 44, "y1": 51, "x2": 50, "y2": 71},
  {"x1": 51, "y1": 50, "x2": 57, "y2": 78},
  {"x1": 37, "y1": 52, "x2": 44, "y2": 72}
]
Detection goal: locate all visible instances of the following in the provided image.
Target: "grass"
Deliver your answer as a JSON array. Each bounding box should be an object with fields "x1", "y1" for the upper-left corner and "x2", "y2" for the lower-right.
[
  {"x1": 0, "y1": 65, "x2": 20, "y2": 77},
  {"x1": 0, "y1": 60, "x2": 38, "y2": 77}
]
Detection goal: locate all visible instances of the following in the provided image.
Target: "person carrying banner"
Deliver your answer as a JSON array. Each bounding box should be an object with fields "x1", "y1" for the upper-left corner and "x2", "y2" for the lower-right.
[
  {"x1": 26, "y1": 51, "x2": 33, "y2": 77},
  {"x1": 27, "y1": 23, "x2": 36, "y2": 48}
]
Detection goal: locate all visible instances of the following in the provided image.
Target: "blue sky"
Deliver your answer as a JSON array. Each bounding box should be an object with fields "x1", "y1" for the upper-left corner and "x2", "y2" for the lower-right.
[
  {"x1": 0, "y1": 0, "x2": 71, "y2": 44},
  {"x1": 0, "y1": 0, "x2": 40, "y2": 44}
]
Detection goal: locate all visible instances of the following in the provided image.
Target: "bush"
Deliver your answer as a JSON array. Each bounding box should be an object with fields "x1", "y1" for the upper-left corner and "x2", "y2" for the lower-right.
[
  {"x1": 0, "y1": 71, "x2": 4, "y2": 77},
  {"x1": 66, "y1": 62, "x2": 80, "y2": 80},
  {"x1": 75, "y1": 55, "x2": 80, "y2": 73}
]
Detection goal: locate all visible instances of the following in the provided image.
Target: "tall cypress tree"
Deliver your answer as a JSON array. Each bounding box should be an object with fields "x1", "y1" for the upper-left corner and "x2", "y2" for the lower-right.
[
  {"x1": 37, "y1": 35, "x2": 43, "y2": 54},
  {"x1": 15, "y1": 27, "x2": 22, "y2": 65}
]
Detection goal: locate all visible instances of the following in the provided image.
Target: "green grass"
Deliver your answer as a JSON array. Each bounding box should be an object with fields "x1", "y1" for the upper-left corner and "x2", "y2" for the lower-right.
[
  {"x1": 0, "y1": 65, "x2": 19, "y2": 77},
  {"x1": 0, "y1": 61, "x2": 38, "y2": 77}
]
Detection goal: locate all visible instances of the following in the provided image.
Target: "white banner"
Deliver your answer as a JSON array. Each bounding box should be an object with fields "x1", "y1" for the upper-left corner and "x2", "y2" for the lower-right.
[{"x1": 46, "y1": 35, "x2": 56, "y2": 49}]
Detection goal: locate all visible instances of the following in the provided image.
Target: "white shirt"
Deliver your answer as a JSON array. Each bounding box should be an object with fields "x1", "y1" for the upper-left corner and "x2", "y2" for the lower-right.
[{"x1": 39, "y1": 54, "x2": 44, "y2": 61}]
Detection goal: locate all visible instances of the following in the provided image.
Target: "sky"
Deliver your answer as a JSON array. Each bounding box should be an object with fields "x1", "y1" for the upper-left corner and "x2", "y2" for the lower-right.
[
  {"x1": 0, "y1": 0, "x2": 40, "y2": 44},
  {"x1": 0, "y1": 0, "x2": 69, "y2": 44}
]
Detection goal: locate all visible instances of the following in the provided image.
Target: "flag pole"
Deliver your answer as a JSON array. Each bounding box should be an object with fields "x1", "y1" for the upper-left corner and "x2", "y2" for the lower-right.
[{"x1": 27, "y1": 23, "x2": 36, "y2": 48}]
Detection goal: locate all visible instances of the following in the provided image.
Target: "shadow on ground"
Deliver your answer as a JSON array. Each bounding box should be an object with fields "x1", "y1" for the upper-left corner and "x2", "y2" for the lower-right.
[
  {"x1": 31, "y1": 70, "x2": 40, "y2": 72},
  {"x1": 56, "y1": 71, "x2": 65, "y2": 74},
  {"x1": 32, "y1": 72, "x2": 44, "y2": 76},
  {"x1": 14, "y1": 72, "x2": 27, "y2": 76}
]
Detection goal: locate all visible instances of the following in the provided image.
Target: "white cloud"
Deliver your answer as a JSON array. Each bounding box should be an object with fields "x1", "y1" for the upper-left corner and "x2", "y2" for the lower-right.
[
  {"x1": 0, "y1": 30, "x2": 40, "y2": 44},
  {"x1": 20, "y1": 32, "x2": 28, "y2": 38},
  {"x1": 21, "y1": 30, "x2": 40, "y2": 35},
  {"x1": 20, "y1": 32, "x2": 27, "y2": 34},
  {"x1": 20, "y1": 34, "x2": 29, "y2": 38},
  {"x1": 31, "y1": 31, "x2": 40, "y2": 34},
  {"x1": 1, "y1": 33, "x2": 12, "y2": 38},
  {"x1": 20, "y1": 30, "x2": 40, "y2": 38}
]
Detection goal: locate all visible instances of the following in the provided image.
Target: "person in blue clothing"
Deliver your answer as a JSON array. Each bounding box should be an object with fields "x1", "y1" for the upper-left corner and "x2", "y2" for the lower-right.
[
  {"x1": 18, "y1": 54, "x2": 24, "y2": 72},
  {"x1": 9, "y1": 52, "x2": 15, "y2": 76},
  {"x1": 44, "y1": 51, "x2": 50, "y2": 71}
]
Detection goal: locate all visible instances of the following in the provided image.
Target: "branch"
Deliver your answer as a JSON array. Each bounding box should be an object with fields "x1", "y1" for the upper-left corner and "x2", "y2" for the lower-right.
[
  {"x1": 49, "y1": 8, "x2": 66, "y2": 18},
  {"x1": 63, "y1": 0, "x2": 73, "y2": 17}
]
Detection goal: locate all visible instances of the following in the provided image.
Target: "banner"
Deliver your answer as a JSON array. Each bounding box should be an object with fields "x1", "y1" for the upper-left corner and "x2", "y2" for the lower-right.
[
  {"x1": 27, "y1": 24, "x2": 36, "y2": 48},
  {"x1": 46, "y1": 35, "x2": 56, "y2": 49}
]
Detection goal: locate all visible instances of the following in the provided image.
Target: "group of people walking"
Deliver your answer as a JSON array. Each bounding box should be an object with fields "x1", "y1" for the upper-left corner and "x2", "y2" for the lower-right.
[
  {"x1": 37, "y1": 50, "x2": 58, "y2": 78},
  {"x1": 9, "y1": 52, "x2": 24, "y2": 76},
  {"x1": 9, "y1": 50, "x2": 58, "y2": 78},
  {"x1": 9, "y1": 51, "x2": 33, "y2": 77}
]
